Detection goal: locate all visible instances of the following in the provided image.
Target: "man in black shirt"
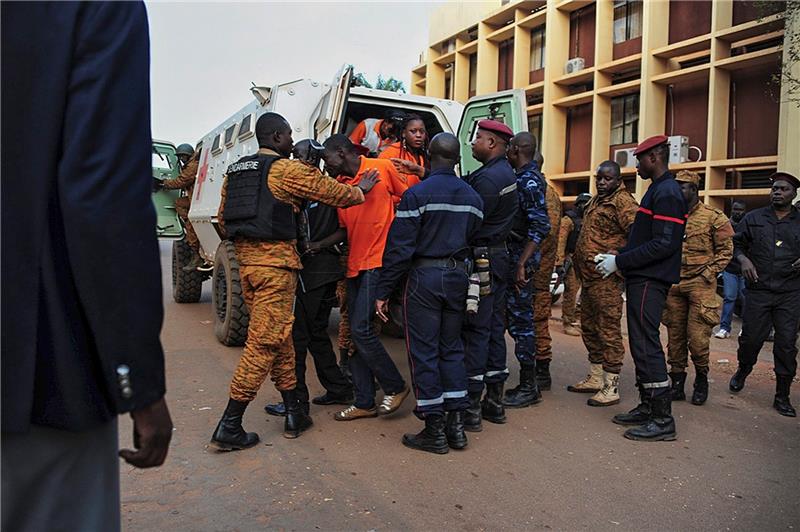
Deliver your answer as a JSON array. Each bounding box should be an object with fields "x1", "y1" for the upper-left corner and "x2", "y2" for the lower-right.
[
  {"x1": 729, "y1": 172, "x2": 800, "y2": 417},
  {"x1": 716, "y1": 200, "x2": 747, "y2": 338}
]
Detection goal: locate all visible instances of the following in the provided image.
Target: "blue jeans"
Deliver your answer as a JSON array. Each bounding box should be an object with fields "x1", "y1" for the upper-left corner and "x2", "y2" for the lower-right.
[
  {"x1": 346, "y1": 269, "x2": 406, "y2": 409},
  {"x1": 720, "y1": 271, "x2": 746, "y2": 332}
]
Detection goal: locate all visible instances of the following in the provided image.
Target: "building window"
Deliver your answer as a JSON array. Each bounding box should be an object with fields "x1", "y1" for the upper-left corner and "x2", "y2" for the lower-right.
[
  {"x1": 498, "y1": 38, "x2": 514, "y2": 91},
  {"x1": 610, "y1": 93, "x2": 639, "y2": 145},
  {"x1": 468, "y1": 54, "x2": 477, "y2": 96},
  {"x1": 528, "y1": 114, "x2": 543, "y2": 147},
  {"x1": 441, "y1": 38, "x2": 456, "y2": 54},
  {"x1": 444, "y1": 67, "x2": 453, "y2": 100},
  {"x1": 530, "y1": 27, "x2": 546, "y2": 71},
  {"x1": 613, "y1": 0, "x2": 643, "y2": 44}
]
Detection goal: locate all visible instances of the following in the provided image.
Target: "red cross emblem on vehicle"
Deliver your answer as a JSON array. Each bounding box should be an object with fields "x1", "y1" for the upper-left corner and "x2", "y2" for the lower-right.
[{"x1": 195, "y1": 148, "x2": 210, "y2": 201}]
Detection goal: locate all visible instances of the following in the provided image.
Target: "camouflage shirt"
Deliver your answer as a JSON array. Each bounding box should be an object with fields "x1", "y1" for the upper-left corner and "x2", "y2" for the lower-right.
[
  {"x1": 680, "y1": 201, "x2": 734, "y2": 281},
  {"x1": 219, "y1": 148, "x2": 365, "y2": 269},
  {"x1": 540, "y1": 183, "x2": 562, "y2": 258},
  {"x1": 574, "y1": 183, "x2": 638, "y2": 282},
  {"x1": 161, "y1": 156, "x2": 198, "y2": 195}
]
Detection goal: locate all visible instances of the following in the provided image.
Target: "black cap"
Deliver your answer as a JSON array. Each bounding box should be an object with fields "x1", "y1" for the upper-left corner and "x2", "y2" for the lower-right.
[{"x1": 770, "y1": 172, "x2": 800, "y2": 189}]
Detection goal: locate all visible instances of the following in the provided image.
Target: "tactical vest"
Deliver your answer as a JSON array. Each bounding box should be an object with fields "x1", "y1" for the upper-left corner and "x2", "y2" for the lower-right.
[
  {"x1": 223, "y1": 153, "x2": 296, "y2": 241},
  {"x1": 565, "y1": 209, "x2": 582, "y2": 254}
]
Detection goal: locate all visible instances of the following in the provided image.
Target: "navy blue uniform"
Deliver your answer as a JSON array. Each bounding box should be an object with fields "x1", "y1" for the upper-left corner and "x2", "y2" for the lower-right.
[
  {"x1": 734, "y1": 206, "x2": 800, "y2": 378},
  {"x1": 506, "y1": 162, "x2": 550, "y2": 365},
  {"x1": 616, "y1": 171, "x2": 687, "y2": 396},
  {"x1": 462, "y1": 156, "x2": 519, "y2": 392},
  {"x1": 377, "y1": 169, "x2": 483, "y2": 416}
]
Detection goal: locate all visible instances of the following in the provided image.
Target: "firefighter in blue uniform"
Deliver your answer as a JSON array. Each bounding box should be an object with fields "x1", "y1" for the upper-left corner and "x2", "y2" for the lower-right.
[
  {"x1": 503, "y1": 132, "x2": 551, "y2": 408},
  {"x1": 376, "y1": 133, "x2": 484, "y2": 454},
  {"x1": 461, "y1": 119, "x2": 519, "y2": 431},
  {"x1": 595, "y1": 135, "x2": 687, "y2": 441}
]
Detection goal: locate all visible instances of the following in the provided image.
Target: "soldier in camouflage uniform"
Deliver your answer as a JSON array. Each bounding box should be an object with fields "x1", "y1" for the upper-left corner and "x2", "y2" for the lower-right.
[
  {"x1": 569, "y1": 161, "x2": 638, "y2": 406},
  {"x1": 210, "y1": 113, "x2": 376, "y2": 451},
  {"x1": 160, "y1": 143, "x2": 203, "y2": 270},
  {"x1": 531, "y1": 153, "x2": 562, "y2": 390},
  {"x1": 503, "y1": 132, "x2": 551, "y2": 408},
  {"x1": 664, "y1": 170, "x2": 733, "y2": 405},
  {"x1": 556, "y1": 193, "x2": 591, "y2": 336}
]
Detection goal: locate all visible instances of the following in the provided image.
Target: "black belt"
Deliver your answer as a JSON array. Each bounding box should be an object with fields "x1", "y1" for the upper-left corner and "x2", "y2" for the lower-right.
[
  {"x1": 412, "y1": 257, "x2": 468, "y2": 272},
  {"x1": 489, "y1": 243, "x2": 507, "y2": 251}
]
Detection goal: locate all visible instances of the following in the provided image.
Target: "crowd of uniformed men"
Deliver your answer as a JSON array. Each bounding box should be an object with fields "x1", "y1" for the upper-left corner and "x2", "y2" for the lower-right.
[{"x1": 171, "y1": 110, "x2": 800, "y2": 455}]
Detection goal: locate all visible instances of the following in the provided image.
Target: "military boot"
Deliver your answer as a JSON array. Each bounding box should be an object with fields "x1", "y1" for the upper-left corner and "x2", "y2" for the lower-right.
[
  {"x1": 535, "y1": 359, "x2": 552, "y2": 391},
  {"x1": 729, "y1": 364, "x2": 753, "y2": 392},
  {"x1": 481, "y1": 382, "x2": 507, "y2": 424},
  {"x1": 210, "y1": 399, "x2": 260, "y2": 451},
  {"x1": 503, "y1": 364, "x2": 542, "y2": 408},
  {"x1": 612, "y1": 384, "x2": 652, "y2": 426},
  {"x1": 402, "y1": 414, "x2": 448, "y2": 454},
  {"x1": 567, "y1": 363, "x2": 603, "y2": 393},
  {"x1": 445, "y1": 411, "x2": 468, "y2": 450},
  {"x1": 669, "y1": 372, "x2": 687, "y2": 401},
  {"x1": 691, "y1": 371, "x2": 709, "y2": 406},
  {"x1": 464, "y1": 391, "x2": 483, "y2": 432},
  {"x1": 182, "y1": 251, "x2": 204, "y2": 272},
  {"x1": 773, "y1": 375, "x2": 797, "y2": 417},
  {"x1": 588, "y1": 371, "x2": 620, "y2": 407},
  {"x1": 623, "y1": 396, "x2": 677, "y2": 442},
  {"x1": 282, "y1": 389, "x2": 313, "y2": 439}
]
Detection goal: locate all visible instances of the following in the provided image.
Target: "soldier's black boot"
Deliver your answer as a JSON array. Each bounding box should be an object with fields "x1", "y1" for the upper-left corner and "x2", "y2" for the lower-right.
[
  {"x1": 612, "y1": 384, "x2": 652, "y2": 426},
  {"x1": 503, "y1": 364, "x2": 542, "y2": 408},
  {"x1": 669, "y1": 372, "x2": 687, "y2": 401},
  {"x1": 773, "y1": 375, "x2": 797, "y2": 417},
  {"x1": 210, "y1": 399, "x2": 260, "y2": 451},
  {"x1": 729, "y1": 364, "x2": 753, "y2": 392},
  {"x1": 402, "y1": 414, "x2": 449, "y2": 454},
  {"x1": 464, "y1": 391, "x2": 483, "y2": 432},
  {"x1": 691, "y1": 371, "x2": 709, "y2": 405},
  {"x1": 282, "y1": 389, "x2": 313, "y2": 439},
  {"x1": 535, "y1": 359, "x2": 552, "y2": 391},
  {"x1": 481, "y1": 382, "x2": 507, "y2": 424},
  {"x1": 623, "y1": 395, "x2": 677, "y2": 442},
  {"x1": 445, "y1": 411, "x2": 468, "y2": 450},
  {"x1": 264, "y1": 402, "x2": 286, "y2": 417}
]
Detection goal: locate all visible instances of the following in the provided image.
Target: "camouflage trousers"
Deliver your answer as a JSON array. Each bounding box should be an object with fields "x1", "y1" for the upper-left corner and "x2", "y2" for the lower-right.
[
  {"x1": 664, "y1": 276, "x2": 720, "y2": 375},
  {"x1": 505, "y1": 245, "x2": 538, "y2": 365},
  {"x1": 580, "y1": 276, "x2": 625, "y2": 374},
  {"x1": 175, "y1": 196, "x2": 199, "y2": 253},
  {"x1": 562, "y1": 262, "x2": 581, "y2": 325},
  {"x1": 230, "y1": 265, "x2": 298, "y2": 402},
  {"x1": 532, "y1": 243, "x2": 557, "y2": 361}
]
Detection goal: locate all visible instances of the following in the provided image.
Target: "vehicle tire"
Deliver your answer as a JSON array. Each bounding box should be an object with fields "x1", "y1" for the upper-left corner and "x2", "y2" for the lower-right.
[
  {"x1": 172, "y1": 239, "x2": 204, "y2": 304},
  {"x1": 212, "y1": 240, "x2": 250, "y2": 346}
]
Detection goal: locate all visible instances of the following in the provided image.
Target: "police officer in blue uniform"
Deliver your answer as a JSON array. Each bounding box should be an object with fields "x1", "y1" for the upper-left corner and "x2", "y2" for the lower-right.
[
  {"x1": 503, "y1": 132, "x2": 551, "y2": 408},
  {"x1": 461, "y1": 120, "x2": 519, "y2": 431},
  {"x1": 595, "y1": 135, "x2": 687, "y2": 441},
  {"x1": 376, "y1": 133, "x2": 484, "y2": 454}
]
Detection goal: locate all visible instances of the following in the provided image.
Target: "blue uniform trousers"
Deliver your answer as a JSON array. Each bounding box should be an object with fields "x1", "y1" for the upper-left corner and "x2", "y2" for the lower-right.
[
  {"x1": 463, "y1": 247, "x2": 510, "y2": 393},
  {"x1": 505, "y1": 244, "x2": 539, "y2": 365},
  {"x1": 625, "y1": 278, "x2": 671, "y2": 398},
  {"x1": 403, "y1": 266, "x2": 470, "y2": 416}
]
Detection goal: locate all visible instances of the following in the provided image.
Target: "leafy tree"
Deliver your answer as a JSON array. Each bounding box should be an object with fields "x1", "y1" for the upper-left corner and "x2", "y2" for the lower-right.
[{"x1": 349, "y1": 67, "x2": 406, "y2": 93}]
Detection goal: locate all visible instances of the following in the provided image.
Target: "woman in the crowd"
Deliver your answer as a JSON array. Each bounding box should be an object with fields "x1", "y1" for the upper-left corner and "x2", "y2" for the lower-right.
[{"x1": 379, "y1": 113, "x2": 428, "y2": 187}]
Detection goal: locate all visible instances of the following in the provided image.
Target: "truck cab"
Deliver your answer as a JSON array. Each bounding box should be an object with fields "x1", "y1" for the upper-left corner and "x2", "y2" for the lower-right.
[{"x1": 168, "y1": 66, "x2": 529, "y2": 345}]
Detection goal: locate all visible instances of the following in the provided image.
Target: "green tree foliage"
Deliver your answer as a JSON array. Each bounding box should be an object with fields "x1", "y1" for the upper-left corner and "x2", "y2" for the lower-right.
[{"x1": 349, "y1": 67, "x2": 406, "y2": 93}]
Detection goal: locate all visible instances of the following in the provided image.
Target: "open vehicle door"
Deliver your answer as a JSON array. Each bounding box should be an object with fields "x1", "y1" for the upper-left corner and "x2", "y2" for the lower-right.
[
  {"x1": 457, "y1": 89, "x2": 528, "y2": 176},
  {"x1": 151, "y1": 140, "x2": 185, "y2": 238},
  {"x1": 314, "y1": 65, "x2": 353, "y2": 141}
]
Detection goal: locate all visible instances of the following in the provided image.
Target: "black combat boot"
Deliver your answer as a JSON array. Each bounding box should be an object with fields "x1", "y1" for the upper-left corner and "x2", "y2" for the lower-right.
[
  {"x1": 691, "y1": 371, "x2": 709, "y2": 406},
  {"x1": 282, "y1": 389, "x2": 313, "y2": 439},
  {"x1": 773, "y1": 375, "x2": 797, "y2": 417},
  {"x1": 402, "y1": 414, "x2": 449, "y2": 454},
  {"x1": 264, "y1": 402, "x2": 286, "y2": 417},
  {"x1": 669, "y1": 372, "x2": 687, "y2": 401},
  {"x1": 623, "y1": 395, "x2": 677, "y2": 441},
  {"x1": 535, "y1": 359, "x2": 552, "y2": 391},
  {"x1": 612, "y1": 384, "x2": 651, "y2": 426},
  {"x1": 445, "y1": 411, "x2": 468, "y2": 450},
  {"x1": 729, "y1": 364, "x2": 753, "y2": 392},
  {"x1": 210, "y1": 399, "x2": 260, "y2": 451},
  {"x1": 503, "y1": 364, "x2": 542, "y2": 408},
  {"x1": 464, "y1": 390, "x2": 483, "y2": 432},
  {"x1": 482, "y1": 382, "x2": 507, "y2": 424}
]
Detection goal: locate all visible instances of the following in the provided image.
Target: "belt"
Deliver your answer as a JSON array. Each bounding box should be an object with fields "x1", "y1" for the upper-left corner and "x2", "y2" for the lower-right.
[
  {"x1": 412, "y1": 257, "x2": 468, "y2": 272},
  {"x1": 489, "y1": 243, "x2": 508, "y2": 251}
]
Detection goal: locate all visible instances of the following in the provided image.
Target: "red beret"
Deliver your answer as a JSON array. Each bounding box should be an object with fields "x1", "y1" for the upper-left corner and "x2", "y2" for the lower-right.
[
  {"x1": 477, "y1": 119, "x2": 513, "y2": 140},
  {"x1": 770, "y1": 171, "x2": 800, "y2": 189},
  {"x1": 633, "y1": 135, "x2": 669, "y2": 156}
]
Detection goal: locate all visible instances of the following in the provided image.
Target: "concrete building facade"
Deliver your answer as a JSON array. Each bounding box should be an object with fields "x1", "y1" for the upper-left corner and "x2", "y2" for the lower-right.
[{"x1": 411, "y1": 0, "x2": 799, "y2": 210}]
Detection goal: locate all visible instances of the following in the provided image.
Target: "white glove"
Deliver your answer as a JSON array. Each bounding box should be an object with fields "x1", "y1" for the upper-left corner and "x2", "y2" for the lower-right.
[{"x1": 594, "y1": 253, "x2": 619, "y2": 279}]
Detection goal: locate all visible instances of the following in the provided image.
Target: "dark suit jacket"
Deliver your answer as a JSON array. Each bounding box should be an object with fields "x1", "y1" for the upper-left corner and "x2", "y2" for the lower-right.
[{"x1": 1, "y1": 2, "x2": 166, "y2": 432}]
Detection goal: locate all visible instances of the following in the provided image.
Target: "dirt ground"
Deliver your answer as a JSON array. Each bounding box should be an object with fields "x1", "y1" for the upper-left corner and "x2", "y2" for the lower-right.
[{"x1": 119, "y1": 242, "x2": 800, "y2": 531}]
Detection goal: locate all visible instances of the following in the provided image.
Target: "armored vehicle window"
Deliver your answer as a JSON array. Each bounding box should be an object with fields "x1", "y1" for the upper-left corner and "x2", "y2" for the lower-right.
[
  {"x1": 211, "y1": 134, "x2": 222, "y2": 155},
  {"x1": 238, "y1": 114, "x2": 254, "y2": 141},
  {"x1": 224, "y1": 124, "x2": 238, "y2": 147}
]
